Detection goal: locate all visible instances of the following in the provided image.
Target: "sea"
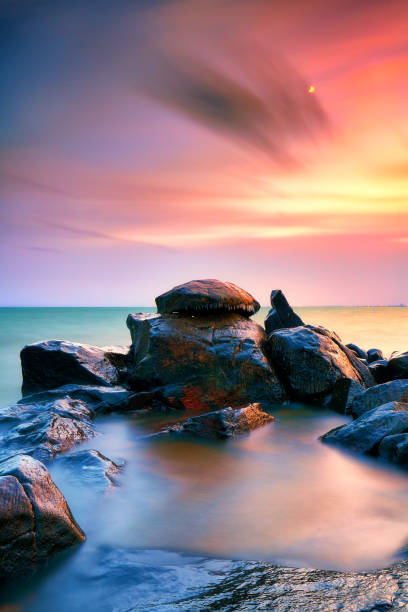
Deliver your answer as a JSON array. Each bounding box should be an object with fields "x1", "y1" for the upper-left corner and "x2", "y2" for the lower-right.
[{"x1": 1, "y1": 306, "x2": 408, "y2": 610}]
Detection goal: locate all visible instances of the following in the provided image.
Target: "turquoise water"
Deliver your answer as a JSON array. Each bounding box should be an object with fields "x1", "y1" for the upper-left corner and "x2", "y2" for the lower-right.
[
  {"x1": 1, "y1": 306, "x2": 408, "y2": 610},
  {"x1": 1, "y1": 306, "x2": 407, "y2": 407}
]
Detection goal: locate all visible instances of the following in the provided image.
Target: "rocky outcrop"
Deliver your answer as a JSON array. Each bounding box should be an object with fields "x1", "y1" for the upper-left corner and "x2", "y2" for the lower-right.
[
  {"x1": 55, "y1": 450, "x2": 123, "y2": 490},
  {"x1": 264, "y1": 325, "x2": 374, "y2": 402},
  {"x1": 367, "y1": 348, "x2": 384, "y2": 363},
  {"x1": 264, "y1": 289, "x2": 303, "y2": 334},
  {"x1": 387, "y1": 351, "x2": 408, "y2": 380},
  {"x1": 0, "y1": 454, "x2": 84, "y2": 581},
  {"x1": 321, "y1": 401, "x2": 408, "y2": 454},
  {"x1": 19, "y1": 384, "x2": 131, "y2": 414},
  {"x1": 155, "y1": 279, "x2": 260, "y2": 317},
  {"x1": 21, "y1": 340, "x2": 130, "y2": 394},
  {"x1": 166, "y1": 403, "x2": 274, "y2": 439},
  {"x1": 127, "y1": 312, "x2": 286, "y2": 410},
  {"x1": 351, "y1": 380, "x2": 408, "y2": 419},
  {"x1": 346, "y1": 343, "x2": 368, "y2": 360},
  {"x1": 0, "y1": 397, "x2": 95, "y2": 462}
]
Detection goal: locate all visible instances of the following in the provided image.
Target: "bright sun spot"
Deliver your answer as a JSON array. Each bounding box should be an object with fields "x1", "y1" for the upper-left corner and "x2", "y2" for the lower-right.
[{"x1": 308, "y1": 85, "x2": 315, "y2": 93}]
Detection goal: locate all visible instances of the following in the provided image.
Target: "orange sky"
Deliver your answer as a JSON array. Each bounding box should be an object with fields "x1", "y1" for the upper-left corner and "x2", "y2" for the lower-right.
[{"x1": 1, "y1": 0, "x2": 407, "y2": 305}]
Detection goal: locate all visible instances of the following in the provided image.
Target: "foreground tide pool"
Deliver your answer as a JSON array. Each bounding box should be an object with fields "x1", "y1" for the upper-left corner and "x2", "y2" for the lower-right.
[{"x1": 1, "y1": 304, "x2": 408, "y2": 611}]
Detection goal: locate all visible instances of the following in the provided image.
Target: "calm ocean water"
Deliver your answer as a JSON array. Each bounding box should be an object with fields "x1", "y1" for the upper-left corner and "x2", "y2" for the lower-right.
[{"x1": 1, "y1": 306, "x2": 408, "y2": 610}]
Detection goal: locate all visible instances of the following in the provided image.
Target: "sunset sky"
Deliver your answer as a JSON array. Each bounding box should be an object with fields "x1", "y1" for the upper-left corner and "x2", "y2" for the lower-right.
[{"x1": 1, "y1": 0, "x2": 407, "y2": 306}]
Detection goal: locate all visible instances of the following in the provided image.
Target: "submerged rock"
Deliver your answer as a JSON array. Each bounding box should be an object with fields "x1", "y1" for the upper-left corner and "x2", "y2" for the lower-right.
[
  {"x1": 21, "y1": 340, "x2": 130, "y2": 394},
  {"x1": 351, "y1": 380, "x2": 408, "y2": 419},
  {"x1": 321, "y1": 401, "x2": 408, "y2": 454},
  {"x1": 264, "y1": 325, "x2": 374, "y2": 402},
  {"x1": 264, "y1": 289, "x2": 304, "y2": 335},
  {"x1": 0, "y1": 454, "x2": 84, "y2": 581},
  {"x1": 127, "y1": 312, "x2": 286, "y2": 410},
  {"x1": 155, "y1": 279, "x2": 260, "y2": 317},
  {"x1": 0, "y1": 397, "x2": 95, "y2": 462},
  {"x1": 387, "y1": 351, "x2": 408, "y2": 380},
  {"x1": 167, "y1": 403, "x2": 274, "y2": 439},
  {"x1": 54, "y1": 450, "x2": 123, "y2": 490}
]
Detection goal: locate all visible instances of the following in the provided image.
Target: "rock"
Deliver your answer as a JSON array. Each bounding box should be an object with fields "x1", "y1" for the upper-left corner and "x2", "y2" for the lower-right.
[
  {"x1": 346, "y1": 343, "x2": 368, "y2": 360},
  {"x1": 378, "y1": 433, "x2": 408, "y2": 466},
  {"x1": 351, "y1": 380, "x2": 408, "y2": 419},
  {"x1": 367, "y1": 348, "x2": 384, "y2": 363},
  {"x1": 0, "y1": 454, "x2": 84, "y2": 580},
  {"x1": 264, "y1": 325, "x2": 374, "y2": 402},
  {"x1": 167, "y1": 403, "x2": 274, "y2": 439},
  {"x1": 264, "y1": 289, "x2": 304, "y2": 334},
  {"x1": 369, "y1": 360, "x2": 390, "y2": 384},
  {"x1": 321, "y1": 401, "x2": 408, "y2": 454},
  {"x1": 19, "y1": 384, "x2": 131, "y2": 414},
  {"x1": 0, "y1": 397, "x2": 95, "y2": 462},
  {"x1": 54, "y1": 450, "x2": 123, "y2": 490},
  {"x1": 21, "y1": 340, "x2": 130, "y2": 395},
  {"x1": 387, "y1": 351, "x2": 408, "y2": 380},
  {"x1": 329, "y1": 378, "x2": 363, "y2": 415},
  {"x1": 127, "y1": 312, "x2": 286, "y2": 410},
  {"x1": 155, "y1": 279, "x2": 260, "y2": 317}
]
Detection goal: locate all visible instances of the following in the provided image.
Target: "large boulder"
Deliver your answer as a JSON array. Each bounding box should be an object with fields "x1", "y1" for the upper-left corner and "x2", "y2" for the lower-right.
[
  {"x1": 155, "y1": 279, "x2": 260, "y2": 317},
  {"x1": 127, "y1": 312, "x2": 286, "y2": 410},
  {"x1": 166, "y1": 403, "x2": 274, "y2": 439},
  {"x1": 264, "y1": 289, "x2": 303, "y2": 335},
  {"x1": 387, "y1": 351, "x2": 408, "y2": 380},
  {"x1": 0, "y1": 454, "x2": 85, "y2": 580},
  {"x1": 21, "y1": 340, "x2": 130, "y2": 394},
  {"x1": 378, "y1": 433, "x2": 408, "y2": 466},
  {"x1": 351, "y1": 380, "x2": 408, "y2": 419},
  {"x1": 263, "y1": 325, "x2": 375, "y2": 402},
  {"x1": 0, "y1": 397, "x2": 95, "y2": 462},
  {"x1": 321, "y1": 401, "x2": 408, "y2": 454}
]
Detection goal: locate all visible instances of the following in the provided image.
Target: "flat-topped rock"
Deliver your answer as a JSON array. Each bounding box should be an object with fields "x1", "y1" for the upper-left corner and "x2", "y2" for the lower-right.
[
  {"x1": 167, "y1": 403, "x2": 274, "y2": 439},
  {"x1": 155, "y1": 279, "x2": 260, "y2": 317},
  {"x1": 0, "y1": 454, "x2": 84, "y2": 580},
  {"x1": 127, "y1": 312, "x2": 286, "y2": 410},
  {"x1": 21, "y1": 340, "x2": 130, "y2": 394},
  {"x1": 264, "y1": 325, "x2": 374, "y2": 402}
]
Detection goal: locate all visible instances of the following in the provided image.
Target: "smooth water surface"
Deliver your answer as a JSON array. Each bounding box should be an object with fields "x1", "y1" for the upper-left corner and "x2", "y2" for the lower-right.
[{"x1": 1, "y1": 306, "x2": 408, "y2": 610}]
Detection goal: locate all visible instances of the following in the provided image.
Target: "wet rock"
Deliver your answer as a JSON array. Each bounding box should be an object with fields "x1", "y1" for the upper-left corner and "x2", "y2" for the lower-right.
[
  {"x1": 369, "y1": 360, "x2": 390, "y2": 384},
  {"x1": 321, "y1": 401, "x2": 408, "y2": 454},
  {"x1": 167, "y1": 403, "x2": 274, "y2": 439},
  {"x1": 155, "y1": 279, "x2": 260, "y2": 317},
  {"x1": 19, "y1": 384, "x2": 131, "y2": 414},
  {"x1": 329, "y1": 378, "x2": 363, "y2": 415},
  {"x1": 346, "y1": 343, "x2": 368, "y2": 360},
  {"x1": 264, "y1": 289, "x2": 303, "y2": 335},
  {"x1": 127, "y1": 312, "x2": 286, "y2": 410},
  {"x1": 378, "y1": 433, "x2": 408, "y2": 467},
  {"x1": 387, "y1": 351, "x2": 408, "y2": 380},
  {"x1": 21, "y1": 340, "x2": 130, "y2": 395},
  {"x1": 54, "y1": 450, "x2": 123, "y2": 490},
  {"x1": 264, "y1": 325, "x2": 374, "y2": 402},
  {"x1": 351, "y1": 380, "x2": 408, "y2": 419},
  {"x1": 0, "y1": 397, "x2": 95, "y2": 462},
  {"x1": 0, "y1": 454, "x2": 84, "y2": 580},
  {"x1": 367, "y1": 348, "x2": 384, "y2": 363}
]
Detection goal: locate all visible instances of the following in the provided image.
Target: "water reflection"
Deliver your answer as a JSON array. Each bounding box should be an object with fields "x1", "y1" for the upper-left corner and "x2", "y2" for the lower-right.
[{"x1": 49, "y1": 406, "x2": 408, "y2": 571}]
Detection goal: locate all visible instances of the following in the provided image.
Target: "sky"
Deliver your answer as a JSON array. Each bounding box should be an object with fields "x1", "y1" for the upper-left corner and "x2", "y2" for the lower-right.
[{"x1": 1, "y1": 0, "x2": 407, "y2": 306}]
